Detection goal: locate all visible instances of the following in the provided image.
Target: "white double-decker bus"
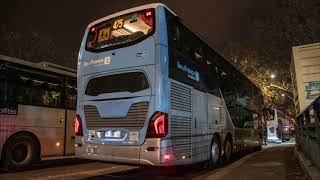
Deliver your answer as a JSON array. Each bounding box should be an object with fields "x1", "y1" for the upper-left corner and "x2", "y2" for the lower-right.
[
  {"x1": 76, "y1": 3, "x2": 264, "y2": 167},
  {"x1": 0, "y1": 55, "x2": 77, "y2": 170}
]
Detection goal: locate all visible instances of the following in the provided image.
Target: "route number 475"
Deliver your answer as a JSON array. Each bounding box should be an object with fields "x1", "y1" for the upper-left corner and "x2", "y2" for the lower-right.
[{"x1": 113, "y1": 19, "x2": 124, "y2": 30}]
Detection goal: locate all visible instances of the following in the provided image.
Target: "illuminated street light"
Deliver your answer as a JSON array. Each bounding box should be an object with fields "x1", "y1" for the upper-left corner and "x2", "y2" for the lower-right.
[
  {"x1": 270, "y1": 73, "x2": 276, "y2": 79},
  {"x1": 281, "y1": 93, "x2": 294, "y2": 102}
]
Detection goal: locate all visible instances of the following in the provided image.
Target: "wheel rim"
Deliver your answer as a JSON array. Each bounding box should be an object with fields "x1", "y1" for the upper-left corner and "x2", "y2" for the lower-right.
[
  {"x1": 11, "y1": 142, "x2": 31, "y2": 164},
  {"x1": 211, "y1": 142, "x2": 219, "y2": 163}
]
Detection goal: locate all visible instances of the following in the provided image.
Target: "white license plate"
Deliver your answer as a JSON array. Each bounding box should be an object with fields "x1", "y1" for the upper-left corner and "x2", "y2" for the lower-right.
[{"x1": 104, "y1": 130, "x2": 121, "y2": 138}]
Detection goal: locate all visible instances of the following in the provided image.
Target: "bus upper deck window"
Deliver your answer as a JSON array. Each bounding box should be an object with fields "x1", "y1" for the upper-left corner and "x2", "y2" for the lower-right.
[{"x1": 86, "y1": 9, "x2": 155, "y2": 51}]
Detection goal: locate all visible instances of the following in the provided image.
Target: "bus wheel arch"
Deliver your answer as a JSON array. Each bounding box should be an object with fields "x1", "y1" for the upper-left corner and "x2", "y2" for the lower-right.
[{"x1": 1, "y1": 131, "x2": 41, "y2": 170}]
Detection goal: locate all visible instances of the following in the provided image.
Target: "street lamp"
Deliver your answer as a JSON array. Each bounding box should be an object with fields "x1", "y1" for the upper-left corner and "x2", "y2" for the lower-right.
[
  {"x1": 281, "y1": 93, "x2": 294, "y2": 102},
  {"x1": 270, "y1": 73, "x2": 276, "y2": 79}
]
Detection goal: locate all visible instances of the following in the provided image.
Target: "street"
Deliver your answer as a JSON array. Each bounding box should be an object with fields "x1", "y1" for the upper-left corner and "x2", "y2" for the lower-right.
[
  {"x1": 0, "y1": 142, "x2": 304, "y2": 180},
  {"x1": 1, "y1": 1, "x2": 319, "y2": 179}
]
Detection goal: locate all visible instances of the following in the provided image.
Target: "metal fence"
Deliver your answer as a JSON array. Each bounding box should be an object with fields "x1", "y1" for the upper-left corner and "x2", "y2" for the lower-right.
[{"x1": 296, "y1": 96, "x2": 320, "y2": 169}]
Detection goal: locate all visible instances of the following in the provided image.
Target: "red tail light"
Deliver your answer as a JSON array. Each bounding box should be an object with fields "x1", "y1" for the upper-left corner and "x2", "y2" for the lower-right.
[
  {"x1": 90, "y1": 27, "x2": 96, "y2": 33},
  {"x1": 145, "y1": 11, "x2": 152, "y2": 17},
  {"x1": 163, "y1": 153, "x2": 171, "y2": 161},
  {"x1": 75, "y1": 114, "x2": 83, "y2": 136},
  {"x1": 87, "y1": 26, "x2": 98, "y2": 48},
  {"x1": 146, "y1": 112, "x2": 168, "y2": 138}
]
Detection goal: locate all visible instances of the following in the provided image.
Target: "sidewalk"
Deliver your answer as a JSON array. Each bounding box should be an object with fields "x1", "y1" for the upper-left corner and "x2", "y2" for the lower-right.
[{"x1": 195, "y1": 143, "x2": 305, "y2": 180}]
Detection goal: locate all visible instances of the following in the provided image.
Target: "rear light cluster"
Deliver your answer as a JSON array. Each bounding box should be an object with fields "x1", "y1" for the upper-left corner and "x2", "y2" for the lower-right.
[
  {"x1": 75, "y1": 114, "x2": 83, "y2": 136},
  {"x1": 146, "y1": 112, "x2": 168, "y2": 138},
  {"x1": 163, "y1": 154, "x2": 171, "y2": 161}
]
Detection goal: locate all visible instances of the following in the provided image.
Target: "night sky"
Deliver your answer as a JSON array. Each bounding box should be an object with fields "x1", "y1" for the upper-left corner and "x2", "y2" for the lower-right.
[{"x1": 0, "y1": 0, "x2": 319, "y2": 69}]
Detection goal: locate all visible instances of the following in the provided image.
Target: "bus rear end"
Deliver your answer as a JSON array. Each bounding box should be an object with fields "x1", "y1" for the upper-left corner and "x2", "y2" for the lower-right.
[{"x1": 75, "y1": 4, "x2": 170, "y2": 166}]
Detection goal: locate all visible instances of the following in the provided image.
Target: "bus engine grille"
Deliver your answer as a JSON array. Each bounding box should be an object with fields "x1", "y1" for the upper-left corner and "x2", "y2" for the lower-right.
[
  {"x1": 84, "y1": 102, "x2": 149, "y2": 130},
  {"x1": 170, "y1": 81, "x2": 192, "y2": 164},
  {"x1": 170, "y1": 82, "x2": 192, "y2": 112}
]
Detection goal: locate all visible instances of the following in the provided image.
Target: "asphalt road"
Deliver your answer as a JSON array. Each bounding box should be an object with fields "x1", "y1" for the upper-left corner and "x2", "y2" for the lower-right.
[{"x1": 0, "y1": 143, "x2": 304, "y2": 180}]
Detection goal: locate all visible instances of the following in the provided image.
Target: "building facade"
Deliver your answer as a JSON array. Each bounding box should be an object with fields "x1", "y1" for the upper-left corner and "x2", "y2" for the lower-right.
[{"x1": 291, "y1": 42, "x2": 320, "y2": 114}]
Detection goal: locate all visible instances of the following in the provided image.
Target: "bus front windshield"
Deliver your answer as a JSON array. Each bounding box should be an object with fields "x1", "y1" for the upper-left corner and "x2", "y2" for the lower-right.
[{"x1": 86, "y1": 9, "x2": 155, "y2": 51}]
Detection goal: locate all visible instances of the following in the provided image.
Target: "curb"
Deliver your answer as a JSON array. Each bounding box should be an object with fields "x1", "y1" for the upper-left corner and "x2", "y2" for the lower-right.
[{"x1": 294, "y1": 146, "x2": 320, "y2": 180}]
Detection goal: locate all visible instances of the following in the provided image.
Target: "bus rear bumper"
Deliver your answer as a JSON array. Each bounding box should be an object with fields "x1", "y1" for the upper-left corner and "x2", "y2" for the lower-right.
[{"x1": 75, "y1": 138, "x2": 163, "y2": 166}]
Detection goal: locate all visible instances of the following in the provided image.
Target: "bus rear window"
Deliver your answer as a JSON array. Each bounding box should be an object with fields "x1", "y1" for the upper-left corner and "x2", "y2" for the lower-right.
[
  {"x1": 85, "y1": 72, "x2": 149, "y2": 96},
  {"x1": 86, "y1": 9, "x2": 155, "y2": 51}
]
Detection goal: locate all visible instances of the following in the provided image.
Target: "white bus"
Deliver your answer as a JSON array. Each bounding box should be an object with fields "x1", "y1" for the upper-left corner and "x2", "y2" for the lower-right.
[
  {"x1": 265, "y1": 109, "x2": 282, "y2": 143},
  {"x1": 266, "y1": 109, "x2": 291, "y2": 143},
  {"x1": 0, "y1": 55, "x2": 77, "y2": 170},
  {"x1": 76, "y1": 3, "x2": 264, "y2": 167}
]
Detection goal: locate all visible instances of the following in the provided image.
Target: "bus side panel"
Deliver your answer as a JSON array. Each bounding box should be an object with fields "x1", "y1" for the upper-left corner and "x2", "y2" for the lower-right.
[
  {"x1": 191, "y1": 89, "x2": 209, "y2": 163},
  {"x1": 65, "y1": 110, "x2": 76, "y2": 155},
  {"x1": 0, "y1": 115, "x2": 15, "y2": 160},
  {"x1": 167, "y1": 79, "x2": 193, "y2": 165},
  {"x1": 0, "y1": 105, "x2": 66, "y2": 157},
  {"x1": 207, "y1": 93, "x2": 225, "y2": 153}
]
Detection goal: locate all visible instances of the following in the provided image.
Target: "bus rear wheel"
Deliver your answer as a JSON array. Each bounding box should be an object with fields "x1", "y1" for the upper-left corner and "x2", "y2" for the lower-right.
[
  {"x1": 223, "y1": 138, "x2": 232, "y2": 163},
  {"x1": 208, "y1": 136, "x2": 220, "y2": 169},
  {"x1": 2, "y1": 134, "x2": 38, "y2": 170}
]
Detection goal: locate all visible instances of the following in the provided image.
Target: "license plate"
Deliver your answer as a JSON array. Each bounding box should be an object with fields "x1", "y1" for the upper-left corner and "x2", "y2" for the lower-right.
[{"x1": 104, "y1": 130, "x2": 121, "y2": 138}]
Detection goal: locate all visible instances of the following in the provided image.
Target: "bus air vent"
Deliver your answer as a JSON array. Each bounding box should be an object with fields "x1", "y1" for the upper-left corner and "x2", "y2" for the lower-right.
[{"x1": 84, "y1": 102, "x2": 149, "y2": 131}]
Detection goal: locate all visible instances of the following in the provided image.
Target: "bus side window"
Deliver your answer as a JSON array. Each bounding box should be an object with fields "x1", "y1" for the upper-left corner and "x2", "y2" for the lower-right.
[
  {"x1": 66, "y1": 78, "x2": 77, "y2": 110},
  {"x1": 166, "y1": 9, "x2": 182, "y2": 51},
  {"x1": 6, "y1": 70, "x2": 18, "y2": 104},
  {"x1": 0, "y1": 72, "x2": 5, "y2": 103},
  {"x1": 12, "y1": 68, "x2": 65, "y2": 108}
]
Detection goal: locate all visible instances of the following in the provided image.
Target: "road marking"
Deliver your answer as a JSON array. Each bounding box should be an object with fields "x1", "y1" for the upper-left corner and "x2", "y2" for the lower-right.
[{"x1": 36, "y1": 165, "x2": 133, "y2": 180}]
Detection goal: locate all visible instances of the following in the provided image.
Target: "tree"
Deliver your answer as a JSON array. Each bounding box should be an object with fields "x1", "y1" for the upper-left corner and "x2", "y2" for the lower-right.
[
  {"x1": 0, "y1": 25, "x2": 56, "y2": 63},
  {"x1": 222, "y1": 42, "x2": 292, "y2": 107},
  {"x1": 220, "y1": 0, "x2": 319, "y2": 117}
]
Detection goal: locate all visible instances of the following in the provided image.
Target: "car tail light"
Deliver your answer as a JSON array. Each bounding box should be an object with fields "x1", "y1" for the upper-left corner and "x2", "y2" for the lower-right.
[
  {"x1": 75, "y1": 114, "x2": 83, "y2": 136},
  {"x1": 146, "y1": 112, "x2": 168, "y2": 138}
]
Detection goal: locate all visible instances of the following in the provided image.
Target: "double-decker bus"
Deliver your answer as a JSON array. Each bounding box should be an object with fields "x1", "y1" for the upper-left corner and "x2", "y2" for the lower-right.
[
  {"x1": 0, "y1": 55, "x2": 77, "y2": 170},
  {"x1": 76, "y1": 3, "x2": 264, "y2": 167}
]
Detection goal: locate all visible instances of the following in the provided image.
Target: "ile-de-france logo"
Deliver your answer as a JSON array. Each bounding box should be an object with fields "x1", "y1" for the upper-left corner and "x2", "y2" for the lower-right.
[{"x1": 177, "y1": 61, "x2": 200, "y2": 81}]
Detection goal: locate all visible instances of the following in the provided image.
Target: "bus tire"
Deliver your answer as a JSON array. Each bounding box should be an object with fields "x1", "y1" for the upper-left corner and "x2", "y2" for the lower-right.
[
  {"x1": 2, "y1": 133, "x2": 38, "y2": 170},
  {"x1": 208, "y1": 135, "x2": 220, "y2": 169},
  {"x1": 223, "y1": 137, "x2": 233, "y2": 163}
]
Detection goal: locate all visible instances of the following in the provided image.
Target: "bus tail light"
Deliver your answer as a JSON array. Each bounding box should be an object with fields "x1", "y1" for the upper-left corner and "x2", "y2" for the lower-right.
[
  {"x1": 145, "y1": 11, "x2": 152, "y2": 17},
  {"x1": 75, "y1": 114, "x2": 83, "y2": 136},
  {"x1": 163, "y1": 153, "x2": 172, "y2": 161},
  {"x1": 146, "y1": 112, "x2": 168, "y2": 138}
]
